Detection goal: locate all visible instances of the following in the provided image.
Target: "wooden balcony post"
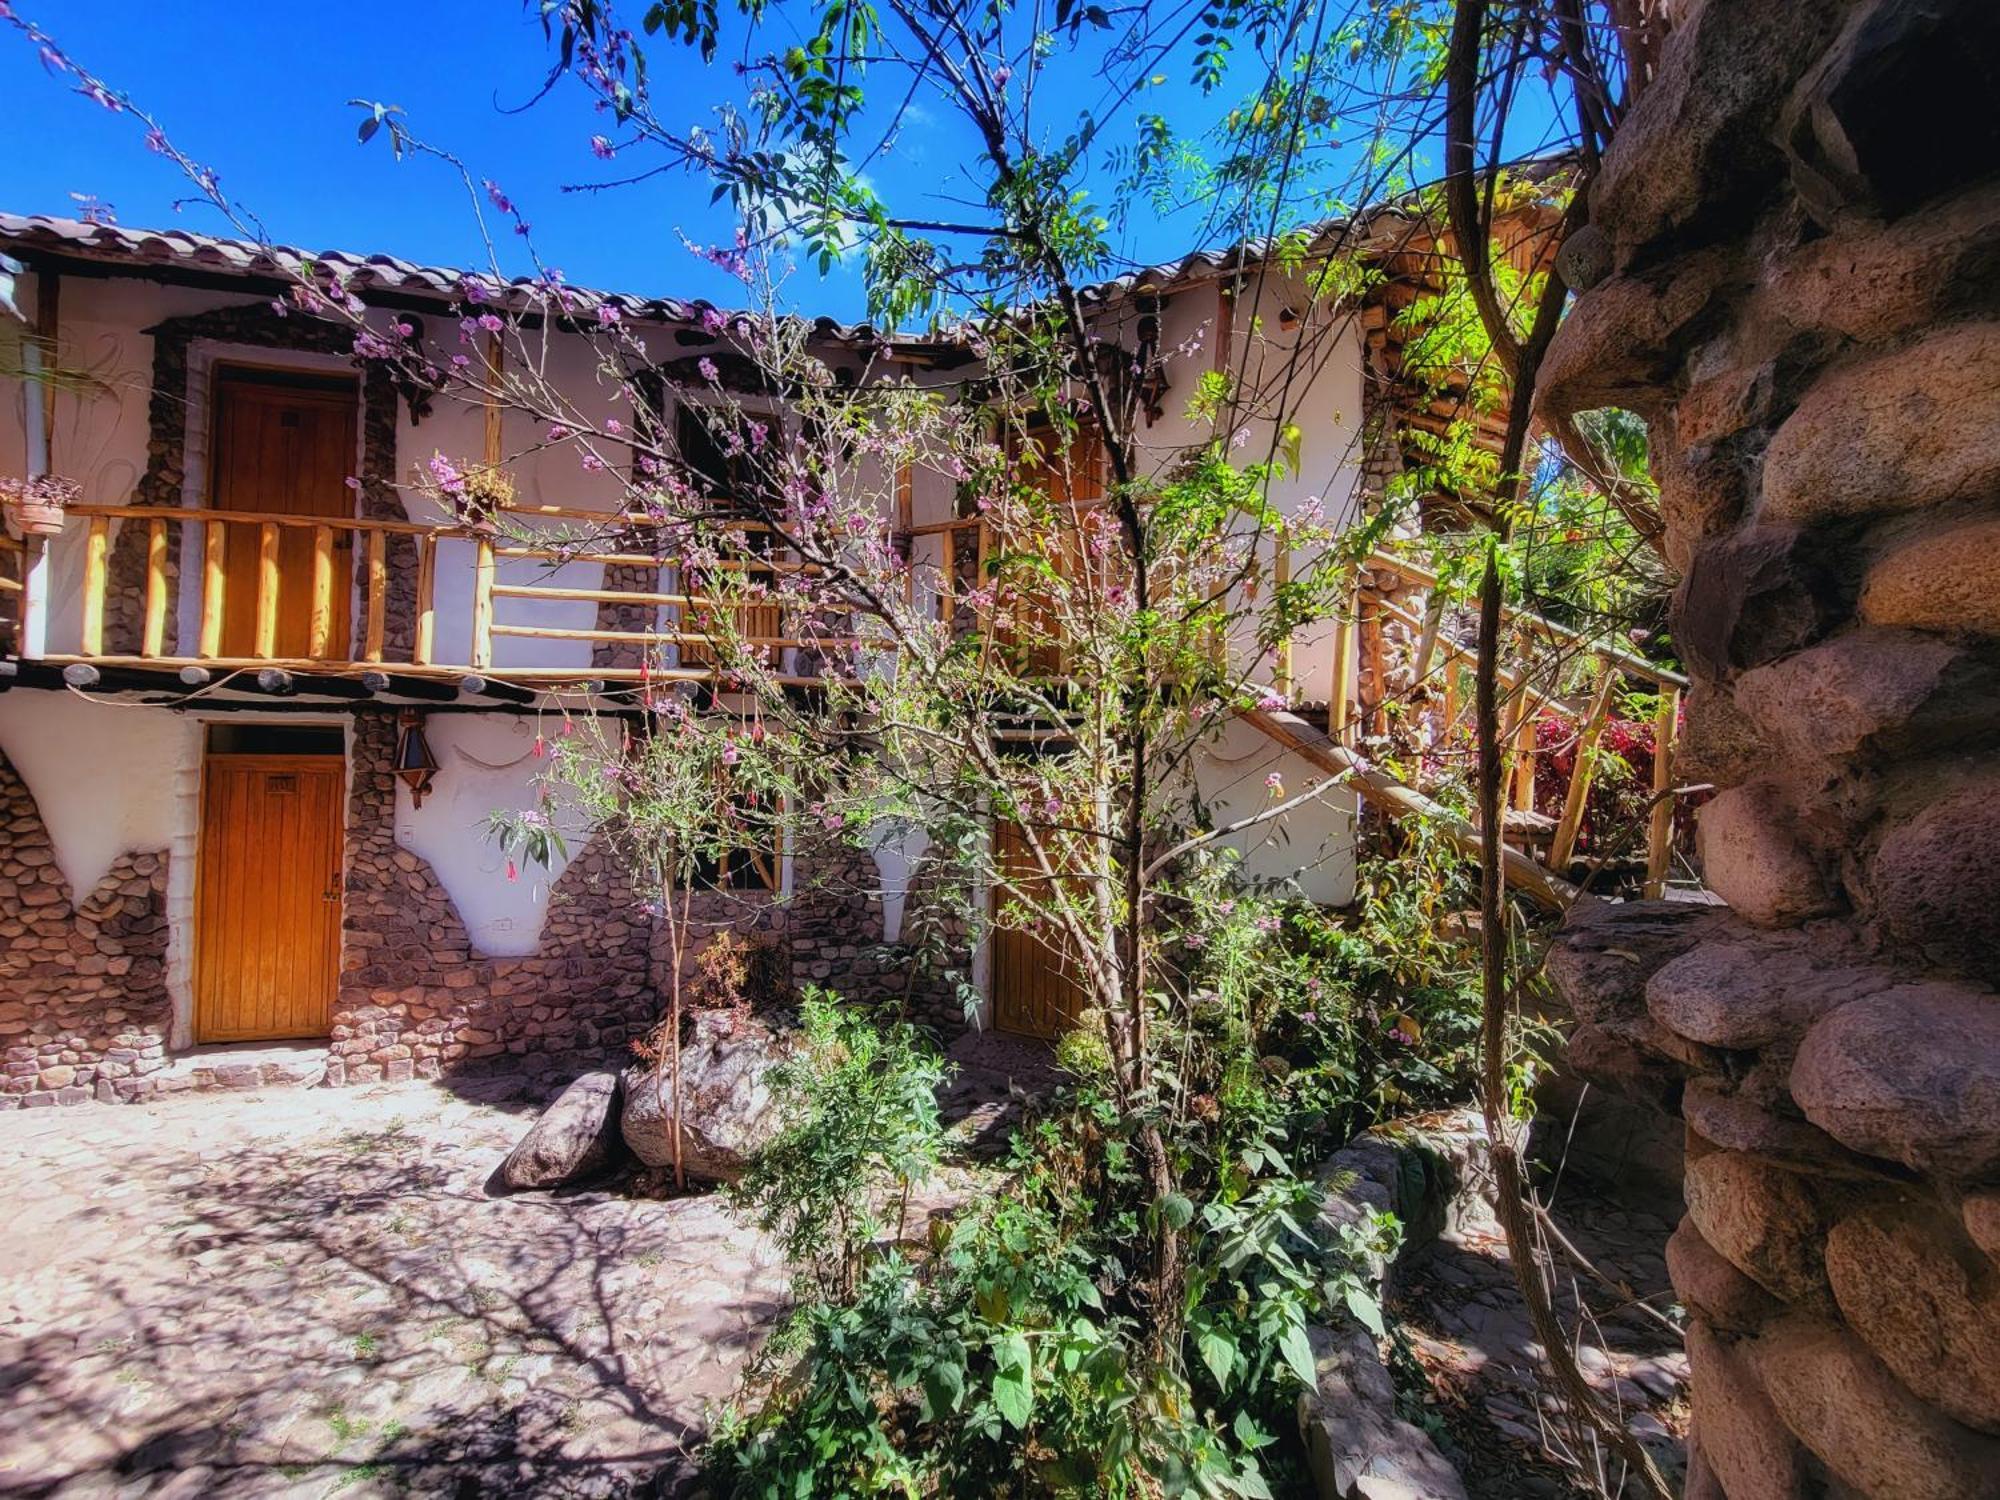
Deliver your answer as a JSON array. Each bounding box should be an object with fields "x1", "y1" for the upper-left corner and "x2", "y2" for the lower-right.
[
  {"x1": 140, "y1": 518, "x2": 168, "y2": 658},
  {"x1": 412, "y1": 533, "x2": 438, "y2": 666},
  {"x1": 471, "y1": 535, "x2": 496, "y2": 669},
  {"x1": 308, "y1": 525, "x2": 335, "y2": 659},
  {"x1": 1328, "y1": 573, "x2": 1358, "y2": 743},
  {"x1": 78, "y1": 514, "x2": 110, "y2": 656},
  {"x1": 1644, "y1": 686, "x2": 1682, "y2": 899},
  {"x1": 1272, "y1": 541, "x2": 1294, "y2": 701},
  {"x1": 199, "y1": 522, "x2": 226, "y2": 658},
  {"x1": 253, "y1": 522, "x2": 280, "y2": 659},
  {"x1": 1549, "y1": 663, "x2": 1619, "y2": 872},
  {"x1": 362, "y1": 528, "x2": 387, "y2": 663}
]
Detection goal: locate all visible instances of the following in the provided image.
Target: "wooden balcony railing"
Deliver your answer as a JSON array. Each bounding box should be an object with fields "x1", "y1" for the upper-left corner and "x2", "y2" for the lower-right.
[{"x1": 27, "y1": 503, "x2": 852, "y2": 685}]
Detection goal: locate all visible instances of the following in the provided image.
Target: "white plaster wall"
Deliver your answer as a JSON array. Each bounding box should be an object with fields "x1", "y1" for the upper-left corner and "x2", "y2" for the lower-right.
[
  {"x1": 0, "y1": 687, "x2": 204, "y2": 1040},
  {"x1": 1189, "y1": 717, "x2": 1358, "y2": 908},
  {"x1": 395, "y1": 712, "x2": 595, "y2": 957}
]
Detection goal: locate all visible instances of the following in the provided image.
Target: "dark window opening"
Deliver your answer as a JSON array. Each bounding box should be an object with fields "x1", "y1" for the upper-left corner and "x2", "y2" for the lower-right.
[{"x1": 205, "y1": 723, "x2": 345, "y2": 757}]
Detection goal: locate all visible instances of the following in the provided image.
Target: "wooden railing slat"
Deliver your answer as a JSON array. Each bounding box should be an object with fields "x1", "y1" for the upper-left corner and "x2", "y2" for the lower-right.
[
  {"x1": 79, "y1": 515, "x2": 110, "y2": 657},
  {"x1": 141, "y1": 519, "x2": 168, "y2": 658}
]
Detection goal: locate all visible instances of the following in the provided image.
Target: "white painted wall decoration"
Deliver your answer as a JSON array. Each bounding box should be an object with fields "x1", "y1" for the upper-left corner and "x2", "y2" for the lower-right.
[{"x1": 395, "y1": 713, "x2": 596, "y2": 957}]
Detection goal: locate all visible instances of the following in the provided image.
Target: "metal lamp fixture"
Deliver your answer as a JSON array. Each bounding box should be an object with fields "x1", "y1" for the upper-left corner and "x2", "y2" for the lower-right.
[{"x1": 394, "y1": 710, "x2": 440, "y2": 808}]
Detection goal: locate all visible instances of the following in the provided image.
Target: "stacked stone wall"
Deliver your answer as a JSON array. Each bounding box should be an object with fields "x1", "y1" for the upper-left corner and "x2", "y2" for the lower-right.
[
  {"x1": 1538, "y1": 1, "x2": 2000, "y2": 1494},
  {"x1": 0, "y1": 753, "x2": 171, "y2": 1108},
  {"x1": 333, "y1": 712, "x2": 662, "y2": 1082}
]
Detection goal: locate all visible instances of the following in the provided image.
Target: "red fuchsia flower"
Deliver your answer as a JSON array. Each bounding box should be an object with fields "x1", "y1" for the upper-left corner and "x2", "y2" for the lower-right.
[
  {"x1": 533, "y1": 735, "x2": 546, "y2": 759},
  {"x1": 505, "y1": 858, "x2": 520, "y2": 883}
]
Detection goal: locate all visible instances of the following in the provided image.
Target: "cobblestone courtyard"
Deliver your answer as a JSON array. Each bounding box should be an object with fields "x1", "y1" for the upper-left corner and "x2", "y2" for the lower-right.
[{"x1": 0, "y1": 1079, "x2": 788, "y2": 1498}]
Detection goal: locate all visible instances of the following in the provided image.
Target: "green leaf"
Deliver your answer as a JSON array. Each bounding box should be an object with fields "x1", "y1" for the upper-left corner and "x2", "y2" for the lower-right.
[
  {"x1": 1277, "y1": 1319, "x2": 1318, "y2": 1390},
  {"x1": 1196, "y1": 1326, "x2": 1238, "y2": 1389},
  {"x1": 921, "y1": 1359, "x2": 965, "y2": 1419},
  {"x1": 1344, "y1": 1283, "x2": 1386, "y2": 1338},
  {"x1": 991, "y1": 1364, "x2": 1033, "y2": 1429},
  {"x1": 1156, "y1": 1191, "x2": 1195, "y2": 1231}
]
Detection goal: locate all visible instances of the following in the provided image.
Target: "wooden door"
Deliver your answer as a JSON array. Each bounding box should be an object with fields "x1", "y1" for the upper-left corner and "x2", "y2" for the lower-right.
[
  {"x1": 195, "y1": 753, "x2": 345, "y2": 1042},
  {"x1": 210, "y1": 370, "x2": 358, "y2": 659},
  {"x1": 989, "y1": 819, "x2": 1089, "y2": 1039},
  {"x1": 1002, "y1": 427, "x2": 1105, "y2": 677}
]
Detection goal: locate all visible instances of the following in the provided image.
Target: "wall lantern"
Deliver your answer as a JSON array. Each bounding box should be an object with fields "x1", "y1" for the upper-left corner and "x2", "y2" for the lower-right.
[{"x1": 394, "y1": 710, "x2": 440, "y2": 808}]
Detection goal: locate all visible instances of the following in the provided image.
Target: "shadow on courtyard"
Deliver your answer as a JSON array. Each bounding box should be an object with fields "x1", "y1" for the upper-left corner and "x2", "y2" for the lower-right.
[{"x1": 0, "y1": 1086, "x2": 788, "y2": 1498}]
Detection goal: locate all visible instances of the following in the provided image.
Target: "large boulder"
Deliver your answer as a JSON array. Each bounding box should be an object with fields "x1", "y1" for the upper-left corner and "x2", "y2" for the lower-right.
[
  {"x1": 621, "y1": 1010, "x2": 794, "y2": 1182},
  {"x1": 1748, "y1": 1313, "x2": 2000, "y2": 1499},
  {"x1": 1826, "y1": 1204, "x2": 2000, "y2": 1434},
  {"x1": 1791, "y1": 982, "x2": 2000, "y2": 1180},
  {"x1": 498, "y1": 1071, "x2": 626, "y2": 1191}
]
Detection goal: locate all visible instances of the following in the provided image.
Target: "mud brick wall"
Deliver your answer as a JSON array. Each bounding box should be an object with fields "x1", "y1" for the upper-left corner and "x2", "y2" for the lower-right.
[
  {"x1": 0, "y1": 753, "x2": 170, "y2": 1108},
  {"x1": 1537, "y1": 2, "x2": 2000, "y2": 1495}
]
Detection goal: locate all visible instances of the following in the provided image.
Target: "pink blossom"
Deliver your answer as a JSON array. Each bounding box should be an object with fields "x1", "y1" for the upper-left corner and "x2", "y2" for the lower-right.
[
  {"x1": 476, "y1": 313, "x2": 504, "y2": 334},
  {"x1": 580, "y1": 453, "x2": 607, "y2": 472},
  {"x1": 698, "y1": 357, "x2": 719, "y2": 382},
  {"x1": 1256, "y1": 690, "x2": 1287, "y2": 711},
  {"x1": 596, "y1": 302, "x2": 622, "y2": 326},
  {"x1": 1265, "y1": 771, "x2": 1284, "y2": 795},
  {"x1": 603, "y1": 417, "x2": 623, "y2": 436},
  {"x1": 590, "y1": 133, "x2": 615, "y2": 159}
]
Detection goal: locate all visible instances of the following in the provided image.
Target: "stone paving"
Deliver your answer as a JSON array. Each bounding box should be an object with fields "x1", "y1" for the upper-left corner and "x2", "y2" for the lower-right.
[
  {"x1": 1394, "y1": 1181, "x2": 1689, "y2": 1498},
  {"x1": 0, "y1": 1078, "x2": 789, "y2": 1498}
]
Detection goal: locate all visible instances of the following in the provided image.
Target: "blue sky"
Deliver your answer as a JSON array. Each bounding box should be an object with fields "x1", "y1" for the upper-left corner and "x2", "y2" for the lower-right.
[{"x1": 0, "y1": 1, "x2": 1501, "y2": 321}]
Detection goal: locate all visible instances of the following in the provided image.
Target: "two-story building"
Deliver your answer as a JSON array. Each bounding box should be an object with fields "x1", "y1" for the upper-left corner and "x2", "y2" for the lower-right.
[{"x1": 0, "y1": 208, "x2": 1470, "y2": 1107}]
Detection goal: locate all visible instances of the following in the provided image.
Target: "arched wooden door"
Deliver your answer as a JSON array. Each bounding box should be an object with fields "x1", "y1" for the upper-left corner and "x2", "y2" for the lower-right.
[{"x1": 989, "y1": 820, "x2": 1089, "y2": 1039}]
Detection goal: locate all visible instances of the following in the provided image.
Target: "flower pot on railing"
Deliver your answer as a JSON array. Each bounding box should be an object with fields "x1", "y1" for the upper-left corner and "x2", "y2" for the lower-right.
[{"x1": 0, "y1": 474, "x2": 79, "y2": 538}]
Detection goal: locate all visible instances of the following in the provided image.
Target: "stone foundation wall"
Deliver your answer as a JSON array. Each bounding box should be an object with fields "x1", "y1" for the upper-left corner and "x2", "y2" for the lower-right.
[
  {"x1": 0, "y1": 753, "x2": 171, "y2": 1108},
  {"x1": 1539, "y1": 2, "x2": 2000, "y2": 1494}
]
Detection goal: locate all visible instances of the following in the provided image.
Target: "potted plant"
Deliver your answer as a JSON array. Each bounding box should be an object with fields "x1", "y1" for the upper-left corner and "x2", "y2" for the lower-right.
[{"x1": 0, "y1": 473, "x2": 78, "y2": 538}]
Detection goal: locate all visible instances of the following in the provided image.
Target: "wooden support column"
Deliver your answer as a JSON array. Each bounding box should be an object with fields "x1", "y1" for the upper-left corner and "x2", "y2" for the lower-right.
[
  {"x1": 1644, "y1": 686, "x2": 1681, "y2": 899},
  {"x1": 1549, "y1": 664, "x2": 1619, "y2": 872}
]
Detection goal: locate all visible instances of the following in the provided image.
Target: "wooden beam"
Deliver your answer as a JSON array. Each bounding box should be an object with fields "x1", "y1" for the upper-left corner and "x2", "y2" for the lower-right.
[
  {"x1": 458, "y1": 673, "x2": 536, "y2": 705},
  {"x1": 1243, "y1": 706, "x2": 1574, "y2": 912}
]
